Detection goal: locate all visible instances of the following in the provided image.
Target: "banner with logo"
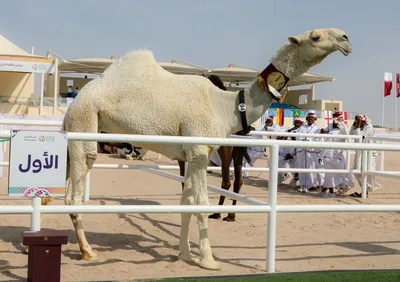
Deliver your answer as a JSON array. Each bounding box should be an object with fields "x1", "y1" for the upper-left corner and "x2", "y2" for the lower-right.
[
  {"x1": 8, "y1": 130, "x2": 68, "y2": 197},
  {"x1": 0, "y1": 56, "x2": 55, "y2": 74}
]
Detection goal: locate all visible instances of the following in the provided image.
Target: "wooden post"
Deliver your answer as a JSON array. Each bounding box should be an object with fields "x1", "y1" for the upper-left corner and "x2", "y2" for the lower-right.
[{"x1": 22, "y1": 230, "x2": 68, "y2": 282}]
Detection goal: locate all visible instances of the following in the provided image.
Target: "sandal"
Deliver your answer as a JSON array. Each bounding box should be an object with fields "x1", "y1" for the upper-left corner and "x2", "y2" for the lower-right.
[{"x1": 349, "y1": 192, "x2": 368, "y2": 198}]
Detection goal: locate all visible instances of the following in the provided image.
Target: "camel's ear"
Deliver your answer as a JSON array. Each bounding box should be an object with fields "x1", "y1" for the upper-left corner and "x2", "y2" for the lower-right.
[{"x1": 288, "y1": 36, "x2": 301, "y2": 45}]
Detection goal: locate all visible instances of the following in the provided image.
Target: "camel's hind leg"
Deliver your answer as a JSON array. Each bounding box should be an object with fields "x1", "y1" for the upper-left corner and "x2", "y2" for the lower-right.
[{"x1": 178, "y1": 145, "x2": 220, "y2": 270}]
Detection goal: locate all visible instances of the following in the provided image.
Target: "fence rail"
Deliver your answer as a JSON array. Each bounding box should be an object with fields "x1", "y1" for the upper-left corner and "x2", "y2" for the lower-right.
[{"x1": 0, "y1": 123, "x2": 400, "y2": 274}]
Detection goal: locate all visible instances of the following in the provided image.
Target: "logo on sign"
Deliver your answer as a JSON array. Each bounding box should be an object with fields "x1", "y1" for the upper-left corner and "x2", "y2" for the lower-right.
[
  {"x1": 39, "y1": 136, "x2": 45, "y2": 142},
  {"x1": 23, "y1": 187, "x2": 50, "y2": 197}
]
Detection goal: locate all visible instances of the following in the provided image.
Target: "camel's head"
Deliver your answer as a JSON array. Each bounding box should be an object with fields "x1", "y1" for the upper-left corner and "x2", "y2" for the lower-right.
[
  {"x1": 272, "y1": 28, "x2": 352, "y2": 78},
  {"x1": 289, "y1": 28, "x2": 351, "y2": 58}
]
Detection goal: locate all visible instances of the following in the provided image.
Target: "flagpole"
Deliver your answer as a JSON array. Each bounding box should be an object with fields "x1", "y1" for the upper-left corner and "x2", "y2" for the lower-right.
[
  {"x1": 382, "y1": 92, "x2": 385, "y2": 128},
  {"x1": 396, "y1": 73, "x2": 398, "y2": 131},
  {"x1": 395, "y1": 96, "x2": 397, "y2": 131}
]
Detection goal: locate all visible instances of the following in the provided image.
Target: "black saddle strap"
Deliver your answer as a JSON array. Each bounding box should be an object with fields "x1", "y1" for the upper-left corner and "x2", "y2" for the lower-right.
[
  {"x1": 238, "y1": 90, "x2": 249, "y2": 135},
  {"x1": 237, "y1": 90, "x2": 253, "y2": 165}
]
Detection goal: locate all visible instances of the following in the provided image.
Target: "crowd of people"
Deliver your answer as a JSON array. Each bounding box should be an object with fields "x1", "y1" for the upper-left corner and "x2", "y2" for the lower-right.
[{"x1": 246, "y1": 110, "x2": 381, "y2": 198}]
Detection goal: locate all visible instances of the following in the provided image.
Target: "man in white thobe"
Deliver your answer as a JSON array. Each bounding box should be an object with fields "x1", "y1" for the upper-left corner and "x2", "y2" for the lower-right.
[
  {"x1": 318, "y1": 113, "x2": 354, "y2": 197},
  {"x1": 295, "y1": 112, "x2": 322, "y2": 193},
  {"x1": 259, "y1": 116, "x2": 282, "y2": 139},
  {"x1": 349, "y1": 114, "x2": 380, "y2": 197}
]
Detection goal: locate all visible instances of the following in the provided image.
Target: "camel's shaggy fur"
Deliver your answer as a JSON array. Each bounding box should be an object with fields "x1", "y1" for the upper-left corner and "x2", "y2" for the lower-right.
[{"x1": 52, "y1": 28, "x2": 351, "y2": 270}]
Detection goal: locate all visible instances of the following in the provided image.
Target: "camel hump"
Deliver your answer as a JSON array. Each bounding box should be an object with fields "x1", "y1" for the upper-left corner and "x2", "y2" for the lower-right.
[{"x1": 102, "y1": 49, "x2": 160, "y2": 79}]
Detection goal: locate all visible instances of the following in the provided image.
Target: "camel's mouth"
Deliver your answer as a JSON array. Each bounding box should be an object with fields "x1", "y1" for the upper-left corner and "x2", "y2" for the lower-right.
[{"x1": 336, "y1": 43, "x2": 352, "y2": 56}]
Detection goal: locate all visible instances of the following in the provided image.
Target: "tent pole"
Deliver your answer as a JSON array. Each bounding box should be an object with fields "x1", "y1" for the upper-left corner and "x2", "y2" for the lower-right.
[
  {"x1": 53, "y1": 58, "x2": 59, "y2": 115},
  {"x1": 39, "y1": 73, "x2": 45, "y2": 115}
]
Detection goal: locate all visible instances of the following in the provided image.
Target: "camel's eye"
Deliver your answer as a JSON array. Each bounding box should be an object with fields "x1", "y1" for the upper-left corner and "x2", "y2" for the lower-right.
[
  {"x1": 342, "y1": 34, "x2": 349, "y2": 41},
  {"x1": 311, "y1": 36, "x2": 320, "y2": 42}
]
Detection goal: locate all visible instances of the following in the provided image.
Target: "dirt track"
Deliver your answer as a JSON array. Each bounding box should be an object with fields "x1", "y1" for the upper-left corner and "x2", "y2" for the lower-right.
[{"x1": 1, "y1": 150, "x2": 400, "y2": 281}]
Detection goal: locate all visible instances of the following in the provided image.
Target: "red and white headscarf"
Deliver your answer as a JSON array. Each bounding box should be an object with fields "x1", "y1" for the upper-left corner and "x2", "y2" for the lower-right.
[
  {"x1": 333, "y1": 111, "x2": 343, "y2": 118},
  {"x1": 333, "y1": 111, "x2": 344, "y2": 122},
  {"x1": 355, "y1": 113, "x2": 371, "y2": 124},
  {"x1": 356, "y1": 114, "x2": 367, "y2": 121},
  {"x1": 306, "y1": 111, "x2": 317, "y2": 120},
  {"x1": 266, "y1": 115, "x2": 274, "y2": 122},
  {"x1": 294, "y1": 117, "x2": 304, "y2": 124}
]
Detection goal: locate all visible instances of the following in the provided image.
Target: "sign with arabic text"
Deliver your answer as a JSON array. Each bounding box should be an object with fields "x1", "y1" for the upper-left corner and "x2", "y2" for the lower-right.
[
  {"x1": 8, "y1": 130, "x2": 68, "y2": 197},
  {"x1": 0, "y1": 56, "x2": 55, "y2": 74}
]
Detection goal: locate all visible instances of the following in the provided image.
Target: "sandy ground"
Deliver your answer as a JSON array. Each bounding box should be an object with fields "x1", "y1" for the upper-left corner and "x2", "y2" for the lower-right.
[{"x1": 0, "y1": 148, "x2": 400, "y2": 281}]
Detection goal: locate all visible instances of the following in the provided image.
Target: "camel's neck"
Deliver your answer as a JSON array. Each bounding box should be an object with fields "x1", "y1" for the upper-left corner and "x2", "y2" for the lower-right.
[
  {"x1": 270, "y1": 43, "x2": 328, "y2": 79},
  {"x1": 210, "y1": 80, "x2": 274, "y2": 136},
  {"x1": 211, "y1": 45, "x2": 321, "y2": 137}
]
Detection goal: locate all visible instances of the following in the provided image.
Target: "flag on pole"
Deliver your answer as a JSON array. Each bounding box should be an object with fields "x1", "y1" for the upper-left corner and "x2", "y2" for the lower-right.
[
  {"x1": 384, "y1": 72, "x2": 393, "y2": 97},
  {"x1": 275, "y1": 108, "x2": 284, "y2": 126},
  {"x1": 324, "y1": 111, "x2": 332, "y2": 127},
  {"x1": 396, "y1": 73, "x2": 400, "y2": 98},
  {"x1": 342, "y1": 111, "x2": 348, "y2": 124},
  {"x1": 292, "y1": 109, "x2": 300, "y2": 125}
]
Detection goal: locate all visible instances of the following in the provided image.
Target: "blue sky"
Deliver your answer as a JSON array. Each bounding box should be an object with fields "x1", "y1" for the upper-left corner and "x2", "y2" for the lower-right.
[{"x1": 2, "y1": 0, "x2": 400, "y2": 127}]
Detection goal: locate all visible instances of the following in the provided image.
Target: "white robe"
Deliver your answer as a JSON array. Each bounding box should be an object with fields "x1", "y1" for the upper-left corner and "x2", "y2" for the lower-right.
[
  {"x1": 295, "y1": 123, "x2": 322, "y2": 188},
  {"x1": 350, "y1": 123, "x2": 380, "y2": 190},
  {"x1": 246, "y1": 132, "x2": 266, "y2": 164},
  {"x1": 320, "y1": 125, "x2": 354, "y2": 189},
  {"x1": 258, "y1": 124, "x2": 282, "y2": 140},
  {"x1": 278, "y1": 146, "x2": 296, "y2": 182}
]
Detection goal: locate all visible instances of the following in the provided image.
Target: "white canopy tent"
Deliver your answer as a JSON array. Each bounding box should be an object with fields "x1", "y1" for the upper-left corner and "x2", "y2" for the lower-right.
[
  {"x1": 57, "y1": 57, "x2": 333, "y2": 86},
  {"x1": 0, "y1": 34, "x2": 56, "y2": 115},
  {"x1": 50, "y1": 53, "x2": 334, "y2": 114},
  {"x1": 209, "y1": 64, "x2": 334, "y2": 86},
  {"x1": 58, "y1": 57, "x2": 209, "y2": 76},
  {"x1": 0, "y1": 35, "x2": 55, "y2": 74}
]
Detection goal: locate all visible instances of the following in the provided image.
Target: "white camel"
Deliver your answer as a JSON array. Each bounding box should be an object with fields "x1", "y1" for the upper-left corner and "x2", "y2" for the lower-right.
[{"x1": 53, "y1": 28, "x2": 351, "y2": 270}]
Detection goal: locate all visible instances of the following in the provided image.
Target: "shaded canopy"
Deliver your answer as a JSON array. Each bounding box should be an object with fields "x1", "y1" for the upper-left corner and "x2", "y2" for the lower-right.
[
  {"x1": 58, "y1": 57, "x2": 334, "y2": 86},
  {"x1": 209, "y1": 64, "x2": 334, "y2": 86},
  {"x1": 0, "y1": 34, "x2": 55, "y2": 74}
]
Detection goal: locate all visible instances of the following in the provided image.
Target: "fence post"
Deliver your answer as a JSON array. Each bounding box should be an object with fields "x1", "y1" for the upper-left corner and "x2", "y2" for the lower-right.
[
  {"x1": 346, "y1": 149, "x2": 351, "y2": 170},
  {"x1": 30, "y1": 197, "x2": 42, "y2": 232},
  {"x1": 84, "y1": 171, "x2": 91, "y2": 202},
  {"x1": 266, "y1": 144, "x2": 279, "y2": 273},
  {"x1": 380, "y1": 140, "x2": 384, "y2": 171},
  {"x1": 361, "y1": 148, "x2": 368, "y2": 199}
]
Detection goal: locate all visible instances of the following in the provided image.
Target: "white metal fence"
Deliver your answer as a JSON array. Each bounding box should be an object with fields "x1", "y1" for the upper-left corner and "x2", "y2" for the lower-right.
[
  {"x1": 0, "y1": 128, "x2": 400, "y2": 273},
  {"x1": 1, "y1": 127, "x2": 400, "y2": 273}
]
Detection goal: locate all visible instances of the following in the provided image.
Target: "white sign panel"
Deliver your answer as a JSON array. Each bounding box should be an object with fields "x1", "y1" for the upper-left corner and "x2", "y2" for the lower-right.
[
  {"x1": 0, "y1": 59, "x2": 55, "y2": 74},
  {"x1": 8, "y1": 130, "x2": 68, "y2": 197}
]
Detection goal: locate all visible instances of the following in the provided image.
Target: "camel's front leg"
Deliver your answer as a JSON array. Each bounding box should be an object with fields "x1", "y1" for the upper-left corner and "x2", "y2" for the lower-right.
[
  {"x1": 178, "y1": 145, "x2": 220, "y2": 270},
  {"x1": 67, "y1": 142, "x2": 99, "y2": 261}
]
